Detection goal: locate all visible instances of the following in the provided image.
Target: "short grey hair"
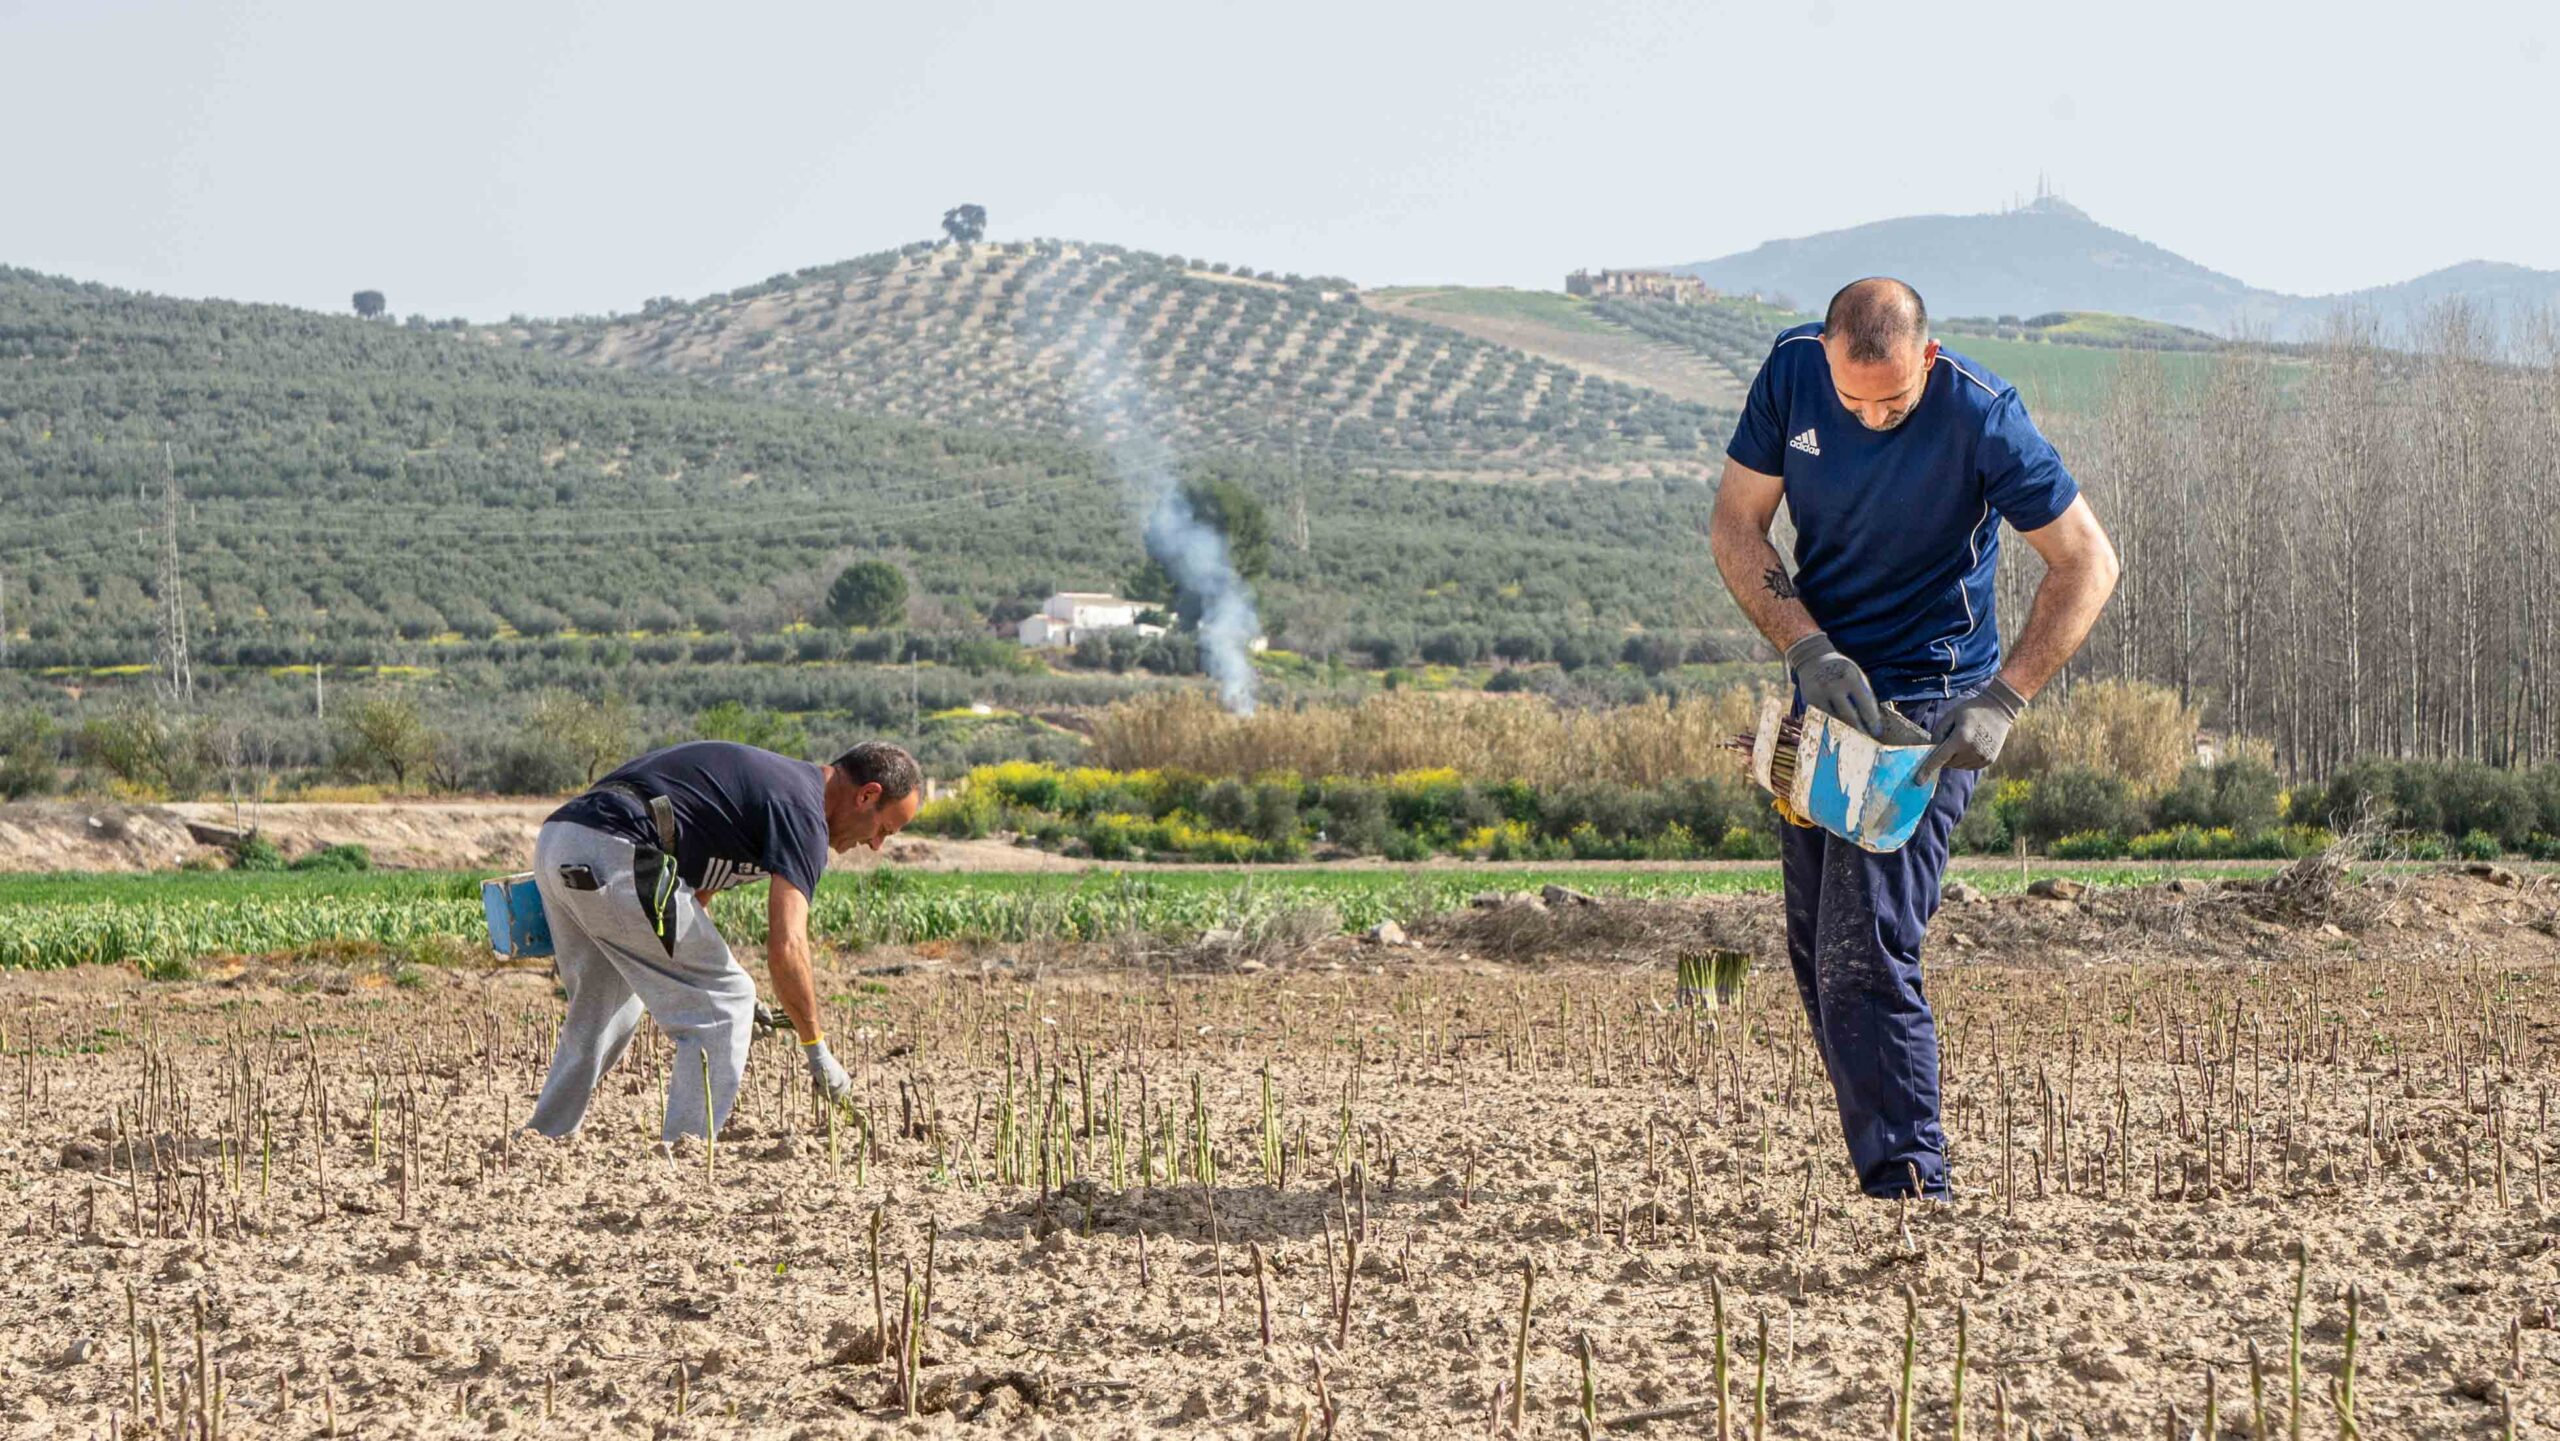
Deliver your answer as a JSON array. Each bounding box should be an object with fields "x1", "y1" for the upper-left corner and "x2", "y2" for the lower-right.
[
  {"x1": 830, "y1": 741, "x2": 921, "y2": 800},
  {"x1": 1824, "y1": 277, "x2": 1929, "y2": 365}
]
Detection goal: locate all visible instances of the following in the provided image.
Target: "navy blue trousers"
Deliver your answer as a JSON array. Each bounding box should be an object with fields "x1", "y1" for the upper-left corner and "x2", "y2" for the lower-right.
[{"x1": 1779, "y1": 694, "x2": 1979, "y2": 1199}]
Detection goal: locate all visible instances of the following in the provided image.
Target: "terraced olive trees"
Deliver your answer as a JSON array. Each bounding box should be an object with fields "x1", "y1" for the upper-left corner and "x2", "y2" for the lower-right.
[{"x1": 511, "y1": 242, "x2": 1727, "y2": 481}]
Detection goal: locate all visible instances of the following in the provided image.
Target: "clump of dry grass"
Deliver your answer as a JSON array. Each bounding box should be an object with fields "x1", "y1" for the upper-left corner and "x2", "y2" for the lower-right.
[
  {"x1": 2000, "y1": 679, "x2": 2200, "y2": 791},
  {"x1": 2244, "y1": 806, "x2": 2390, "y2": 932},
  {"x1": 1089, "y1": 689, "x2": 1769, "y2": 788},
  {"x1": 1133, "y1": 905, "x2": 1351, "y2": 974},
  {"x1": 1101, "y1": 680, "x2": 2239, "y2": 797},
  {"x1": 1421, "y1": 896, "x2": 1777, "y2": 967}
]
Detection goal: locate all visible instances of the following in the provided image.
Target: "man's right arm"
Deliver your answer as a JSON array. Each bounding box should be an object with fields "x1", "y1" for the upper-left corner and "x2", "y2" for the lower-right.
[
  {"x1": 1710, "y1": 457, "x2": 1885, "y2": 736},
  {"x1": 1708, "y1": 456, "x2": 1819, "y2": 652},
  {"x1": 767, "y1": 879, "x2": 854, "y2": 1103}
]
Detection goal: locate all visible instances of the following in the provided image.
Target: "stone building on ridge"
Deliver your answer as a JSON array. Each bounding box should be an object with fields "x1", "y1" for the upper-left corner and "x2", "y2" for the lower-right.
[{"x1": 1564, "y1": 269, "x2": 1711, "y2": 304}]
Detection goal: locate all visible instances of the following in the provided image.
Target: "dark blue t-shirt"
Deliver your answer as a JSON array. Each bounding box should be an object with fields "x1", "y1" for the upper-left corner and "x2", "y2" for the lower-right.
[
  {"x1": 1727, "y1": 324, "x2": 2079, "y2": 701},
  {"x1": 548, "y1": 741, "x2": 831, "y2": 901}
]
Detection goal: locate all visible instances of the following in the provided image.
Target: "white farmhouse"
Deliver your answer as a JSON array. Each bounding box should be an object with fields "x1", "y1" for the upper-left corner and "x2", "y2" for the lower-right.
[{"x1": 1016, "y1": 592, "x2": 1162, "y2": 648}]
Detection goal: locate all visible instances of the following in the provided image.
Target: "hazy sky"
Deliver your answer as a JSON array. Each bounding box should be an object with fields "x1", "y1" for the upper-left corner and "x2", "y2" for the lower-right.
[{"x1": 5, "y1": 0, "x2": 2553, "y2": 322}]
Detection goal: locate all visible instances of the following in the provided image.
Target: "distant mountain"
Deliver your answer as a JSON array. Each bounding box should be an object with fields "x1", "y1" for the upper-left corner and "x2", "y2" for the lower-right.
[
  {"x1": 2321, "y1": 260, "x2": 2560, "y2": 337},
  {"x1": 1671, "y1": 197, "x2": 2560, "y2": 342}
]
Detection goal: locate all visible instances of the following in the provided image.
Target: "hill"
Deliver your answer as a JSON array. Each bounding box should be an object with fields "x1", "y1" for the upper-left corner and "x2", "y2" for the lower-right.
[
  {"x1": 0, "y1": 267, "x2": 1746, "y2": 688},
  {"x1": 2324, "y1": 260, "x2": 2560, "y2": 335},
  {"x1": 494, "y1": 241, "x2": 1729, "y2": 483},
  {"x1": 1672, "y1": 196, "x2": 2560, "y2": 342},
  {"x1": 0, "y1": 266, "x2": 1124, "y2": 665}
]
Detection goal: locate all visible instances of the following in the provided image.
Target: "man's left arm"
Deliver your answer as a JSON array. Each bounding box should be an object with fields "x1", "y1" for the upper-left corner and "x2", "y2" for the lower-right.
[
  {"x1": 1997, "y1": 495, "x2": 2120, "y2": 699},
  {"x1": 1919, "y1": 496, "x2": 2120, "y2": 780}
]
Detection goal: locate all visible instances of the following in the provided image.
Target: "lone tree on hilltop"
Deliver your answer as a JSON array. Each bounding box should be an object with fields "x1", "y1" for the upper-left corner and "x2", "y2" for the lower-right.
[
  {"x1": 827, "y1": 560, "x2": 910, "y2": 629},
  {"x1": 352, "y1": 290, "x2": 386, "y2": 319},
  {"x1": 940, "y1": 204, "x2": 987, "y2": 246}
]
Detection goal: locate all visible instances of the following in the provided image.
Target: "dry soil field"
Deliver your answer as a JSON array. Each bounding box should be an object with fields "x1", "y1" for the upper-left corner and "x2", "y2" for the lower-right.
[{"x1": 4, "y1": 864, "x2": 2558, "y2": 1439}]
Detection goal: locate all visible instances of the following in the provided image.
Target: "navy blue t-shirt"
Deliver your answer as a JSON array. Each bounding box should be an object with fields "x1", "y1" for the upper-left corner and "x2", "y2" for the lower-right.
[
  {"x1": 548, "y1": 741, "x2": 831, "y2": 901},
  {"x1": 1727, "y1": 324, "x2": 2079, "y2": 701}
]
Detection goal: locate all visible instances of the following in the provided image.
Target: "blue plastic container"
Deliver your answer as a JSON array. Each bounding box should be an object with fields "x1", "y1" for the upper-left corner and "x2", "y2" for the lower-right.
[{"x1": 482, "y1": 873, "x2": 555, "y2": 959}]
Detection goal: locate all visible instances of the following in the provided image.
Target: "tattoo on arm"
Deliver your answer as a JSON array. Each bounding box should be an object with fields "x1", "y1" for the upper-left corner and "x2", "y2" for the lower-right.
[{"x1": 1761, "y1": 567, "x2": 1798, "y2": 601}]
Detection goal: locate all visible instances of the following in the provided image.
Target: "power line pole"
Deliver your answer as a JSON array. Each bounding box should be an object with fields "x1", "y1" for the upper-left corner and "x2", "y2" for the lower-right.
[
  {"x1": 0, "y1": 561, "x2": 10, "y2": 666},
  {"x1": 1287, "y1": 398, "x2": 1310, "y2": 553},
  {"x1": 155, "y1": 443, "x2": 193, "y2": 707},
  {"x1": 314, "y1": 661, "x2": 325, "y2": 723}
]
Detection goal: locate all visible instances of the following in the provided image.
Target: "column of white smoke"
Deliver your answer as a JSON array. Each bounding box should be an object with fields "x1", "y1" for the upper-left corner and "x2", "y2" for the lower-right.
[
  {"x1": 1124, "y1": 436, "x2": 1260, "y2": 715},
  {"x1": 1021, "y1": 255, "x2": 1261, "y2": 715}
]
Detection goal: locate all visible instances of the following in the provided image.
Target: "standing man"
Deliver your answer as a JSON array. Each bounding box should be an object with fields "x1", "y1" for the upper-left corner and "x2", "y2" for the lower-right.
[
  {"x1": 525, "y1": 739, "x2": 924, "y2": 1143},
  {"x1": 1709, "y1": 279, "x2": 2118, "y2": 1198}
]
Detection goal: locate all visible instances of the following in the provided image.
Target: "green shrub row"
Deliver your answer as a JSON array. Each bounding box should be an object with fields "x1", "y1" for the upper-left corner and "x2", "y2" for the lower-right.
[
  {"x1": 226, "y1": 838, "x2": 375, "y2": 873},
  {"x1": 1957, "y1": 756, "x2": 2560, "y2": 859},
  {"x1": 918, "y1": 757, "x2": 2560, "y2": 866}
]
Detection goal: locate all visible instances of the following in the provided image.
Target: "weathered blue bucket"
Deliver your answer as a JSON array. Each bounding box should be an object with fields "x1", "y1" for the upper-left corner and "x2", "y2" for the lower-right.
[
  {"x1": 482, "y1": 873, "x2": 555, "y2": 959},
  {"x1": 1749, "y1": 698, "x2": 1939, "y2": 854}
]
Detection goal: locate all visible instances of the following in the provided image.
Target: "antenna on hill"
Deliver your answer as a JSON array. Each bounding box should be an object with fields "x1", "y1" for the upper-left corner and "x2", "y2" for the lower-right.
[{"x1": 155, "y1": 442, "x2": 194, "y2": 707}]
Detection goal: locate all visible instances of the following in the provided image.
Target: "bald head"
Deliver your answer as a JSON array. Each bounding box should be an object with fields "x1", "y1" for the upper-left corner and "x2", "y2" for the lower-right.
[
  {"x1": 1821, "y1": 278, "x2": 1936, "y2": 432},
  {"x1": 1825, "y1": 278, "x2": 1928, "y2": 366}
]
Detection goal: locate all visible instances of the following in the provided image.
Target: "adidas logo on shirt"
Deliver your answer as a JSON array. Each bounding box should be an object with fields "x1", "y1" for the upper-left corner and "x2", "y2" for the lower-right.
[{"x1": 1789, "y1": 428, "x2": 1821, "y2": 457}]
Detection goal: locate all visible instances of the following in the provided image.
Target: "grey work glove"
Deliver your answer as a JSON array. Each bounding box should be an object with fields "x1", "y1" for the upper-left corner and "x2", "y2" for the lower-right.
[
  {"x1": 1785, "y1": 631, "x2": 1884, "y2": 739},
  {"x1": 802, "y1": 1038, "x2": 855, "y2": 1105},
  {"x1": 1916, "y1": 678, "x2": 2029, "y2": 785}
]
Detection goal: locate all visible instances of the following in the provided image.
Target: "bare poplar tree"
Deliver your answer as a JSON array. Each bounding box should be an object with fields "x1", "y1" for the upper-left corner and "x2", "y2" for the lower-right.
[{"x1": 2029, "y1": 309, "x2": 2554, "y2": 778}]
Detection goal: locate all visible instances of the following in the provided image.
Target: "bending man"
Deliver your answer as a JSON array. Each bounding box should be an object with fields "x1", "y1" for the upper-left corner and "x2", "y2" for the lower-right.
[
  {"x1": 525, "y1": 738, "x2": 923, "y2": 1142},
  {"x1": 1709, "y1": 278, "x2": 2118, "y2": 1198}
]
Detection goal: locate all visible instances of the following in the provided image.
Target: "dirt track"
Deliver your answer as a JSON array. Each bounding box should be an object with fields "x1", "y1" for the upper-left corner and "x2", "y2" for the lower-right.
[
  {"x1": 0, "y1": 799, "x2": 2380, "y2": 883},
  {"x1": 3, "y1": 869, "x2": 2558, "y2": 1437},
  {"x1": 0, "y1": 800, "x2": 1081, "y2": 875}
]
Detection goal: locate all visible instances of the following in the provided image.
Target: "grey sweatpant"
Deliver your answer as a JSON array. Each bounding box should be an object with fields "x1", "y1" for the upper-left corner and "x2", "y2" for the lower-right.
[{"x1": 525, "y1": 820, "x2": 755, "y2": 1143}]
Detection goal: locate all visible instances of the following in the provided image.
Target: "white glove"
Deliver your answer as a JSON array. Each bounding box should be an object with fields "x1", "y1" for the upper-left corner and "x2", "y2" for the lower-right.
[{"x1": 802, "y1": 1039, "x2": 855, "y2": 1104}]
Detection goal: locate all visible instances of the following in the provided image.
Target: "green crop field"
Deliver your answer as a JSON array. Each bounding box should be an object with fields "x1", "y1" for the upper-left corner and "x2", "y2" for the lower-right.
[
  {"x1": 1582, "y1": 294, "x2": 2245, "y2": 418},
  {"x1": 0, "y1": 862, "x2": 2296, "y2": 973},
  {"x1": 1942, "y1": 311, "x2": 2221, "y2": 349},
  {"x1": 1397, "y1": 287, "x2": 1623, "y2": 336},
  {"x1": 1935, "y1": 332, "x2": 2220, "y2": 414}
]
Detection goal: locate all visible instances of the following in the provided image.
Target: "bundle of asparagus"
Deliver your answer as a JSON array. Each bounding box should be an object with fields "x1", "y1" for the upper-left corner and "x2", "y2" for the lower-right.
[{"x1": 1675, "y1": 949, "x2": 1752, "y2": 1010}]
